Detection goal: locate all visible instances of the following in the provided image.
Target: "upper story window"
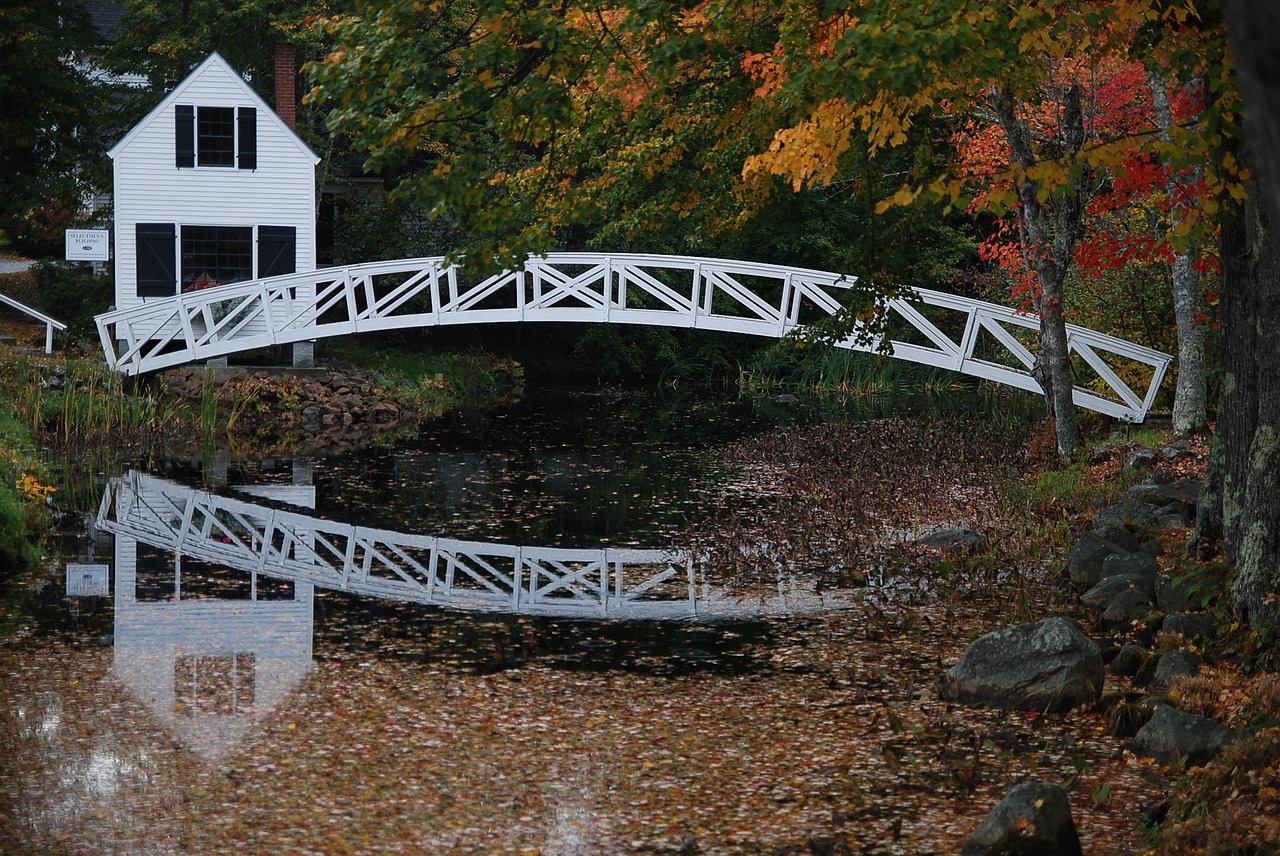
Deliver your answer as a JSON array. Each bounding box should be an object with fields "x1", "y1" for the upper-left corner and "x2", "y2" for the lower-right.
[
  {"x1": 176, "y1": 104, "x2": 257, "y2": 170},
  {"x1": 196, "y1": 107, "x2": 235, "y2": 166}
]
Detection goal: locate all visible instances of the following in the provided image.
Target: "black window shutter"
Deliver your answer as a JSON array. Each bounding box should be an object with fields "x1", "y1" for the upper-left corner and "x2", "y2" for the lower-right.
[
  {"x1": 136, "y1": 224, "x2": 177, "y2": 297},
  {"x1": 238, "y1": 106, "x2": 257, "y2": 170},
  {"x1": 175, "y1": 105, "x2": 195, "y2": 168},
  {"x1": 257, "y1": 226, "x2": 296, "y2": 278}
]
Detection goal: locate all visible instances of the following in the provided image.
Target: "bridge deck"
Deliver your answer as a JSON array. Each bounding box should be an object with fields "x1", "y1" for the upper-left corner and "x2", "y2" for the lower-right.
[{"x1": 96, "y1": 253, "x2": 1171, "y2": 421}]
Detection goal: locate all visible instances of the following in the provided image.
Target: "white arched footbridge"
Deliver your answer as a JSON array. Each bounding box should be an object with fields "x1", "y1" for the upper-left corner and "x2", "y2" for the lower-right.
[{"x1": 96, "y1": 253, "x2": 1172, "y2": 421}]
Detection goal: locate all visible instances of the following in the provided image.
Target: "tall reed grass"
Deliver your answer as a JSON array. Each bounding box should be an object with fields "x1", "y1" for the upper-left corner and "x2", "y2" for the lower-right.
[
  {"x1": 1, "y1": 354, "x2": 193, "y2": 449},
  {"x1": 739, "y1": 345, "x2": 962, "y2": 399}
]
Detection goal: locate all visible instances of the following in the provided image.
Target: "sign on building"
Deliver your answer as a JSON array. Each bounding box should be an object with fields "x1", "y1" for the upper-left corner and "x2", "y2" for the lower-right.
[
  {"x1": 65, "y1": 229, "x2": 111, "y2": 261},
  {"x1": 66, "y1": 563, "x2": 110, "y2": 597}
]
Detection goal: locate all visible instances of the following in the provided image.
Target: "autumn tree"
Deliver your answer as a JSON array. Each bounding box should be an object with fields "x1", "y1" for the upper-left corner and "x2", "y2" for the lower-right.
[
  {"x1": 102, "y1": 0, "x2": 336, "y2": 93},
  {"x1": 310, "y1": 2, "x2": 1166, "y2": 459},
  {"x1": 957, "y1": 56, "x2": 1213, "y2": 437},
  {"x1": 0, "y1": 0, "x2": 107, "y2": 253}
]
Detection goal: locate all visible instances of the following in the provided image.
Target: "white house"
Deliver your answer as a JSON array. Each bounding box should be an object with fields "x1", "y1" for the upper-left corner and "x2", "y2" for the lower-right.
[{"x1": 108, "y1": 51, "x2": 319, "y2": 364}]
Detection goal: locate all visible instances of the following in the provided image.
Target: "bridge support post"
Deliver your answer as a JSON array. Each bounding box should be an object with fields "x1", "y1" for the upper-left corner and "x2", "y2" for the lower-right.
[{"x1": 292, "y1": 340, "x2": 315, "y2": 368}]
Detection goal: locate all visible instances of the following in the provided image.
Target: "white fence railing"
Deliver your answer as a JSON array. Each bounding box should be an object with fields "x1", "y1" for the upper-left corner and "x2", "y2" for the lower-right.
[
  {"x1": 0, "y1": 292, "x2": 66, "y2": 353},
  {"x1": 96, "y1": 253, "x2": 1172, "y2": 421}
]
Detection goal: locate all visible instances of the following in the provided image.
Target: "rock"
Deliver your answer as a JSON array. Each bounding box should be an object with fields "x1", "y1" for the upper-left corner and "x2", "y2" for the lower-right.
[
  {"x1": 1099, "y1": 551, "x2": 1160, "y2": 582},
  {"x1": 1066, "y1": 533, "x2": 1129, "y2": 589},
  {"x1": 1109, "y1": 644, "x2": 1149, "y2": 677},
  {"x1": 1152, "y1": 650, "x2": 1202, "y2": 691},
  {"x1": 916, "y1": 527, "x2": 985, "y2": 551},
  {"x1": 1094, "y1": 522, "x2": 1142, "y2": 552},
  {"x1": 1160, "y1": 442, "x2": 1195, "y2": 461},
  {"x1": 943, "y1": 617, "x2": 1103, "y2": 712},
  {"x1": 1090, "y1": 446, "x2": 1115, "y2": 464},
  {"x1": 1137, "y1": 479, "x2": 1202, "y2": 507},
  {"x1": 1080, "y1": 574, "x2": 1155, "y2": 610},
  {"x1": 1139, "y1": 539, "x2": 1163, "y2": 556},
  {"x1": 1132, "y1": 704, "x2": 1235, "y2": 765},
  {"x1": 1155, "y1": 575, "x2": 1195, "y2": 613},
  {"x1": 1091, "y1": 499, "x2": 1158, "y2": 531},
  {"x1": 1163, "y1": 612, "x2": 1217, "y2": 642},
  {"x1": 1154, "y1": 502, "x2": 1194, "y2": 529},
  {"x1": 1102, "y1": 587, "x2": 1155, "y2": 630},
  {"x1": 960, "y1": 781, "x2": 1082, "y2": 856},
  {"x1": 1125, "y1": 448, "x2": 1161, "y2": 471}
]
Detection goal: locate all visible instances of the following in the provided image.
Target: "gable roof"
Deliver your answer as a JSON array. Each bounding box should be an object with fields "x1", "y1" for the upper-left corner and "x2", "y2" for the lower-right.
[{"x1": 107, "y1": 51, "x2": 320, "y2": 165}]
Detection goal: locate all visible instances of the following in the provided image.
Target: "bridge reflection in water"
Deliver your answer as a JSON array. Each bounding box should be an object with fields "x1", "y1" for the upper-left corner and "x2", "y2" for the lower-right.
[
  {"x1": 98, "y1": 471, "x2": 854, "y2": 621},
  {"x1": 97, "y1": 470, "x2": 853, "y2": 761}
]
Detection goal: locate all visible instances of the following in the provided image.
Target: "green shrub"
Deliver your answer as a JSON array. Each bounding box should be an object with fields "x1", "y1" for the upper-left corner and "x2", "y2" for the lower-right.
[
  {"x1": 0, "y1": 409, "x2": 47, "y2": 572},
  {"x1": 30, "y1": 260, "x2": 113, "y2": 341}
]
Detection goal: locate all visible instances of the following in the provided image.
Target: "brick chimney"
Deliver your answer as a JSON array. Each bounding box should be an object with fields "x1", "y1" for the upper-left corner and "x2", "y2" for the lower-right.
[{"x1": 274, "y1": 44, "x2": 297, "y2": 129}]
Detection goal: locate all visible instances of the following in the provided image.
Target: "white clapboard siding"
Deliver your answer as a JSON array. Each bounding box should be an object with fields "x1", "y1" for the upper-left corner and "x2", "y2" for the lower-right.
[{"x1": 110, "y1": 53, "x2": 319, "y2": 330}]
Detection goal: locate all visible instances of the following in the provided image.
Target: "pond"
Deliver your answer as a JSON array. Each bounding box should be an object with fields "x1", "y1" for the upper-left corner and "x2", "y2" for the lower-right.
[{"x1": 0, "y1": 388, "x2": 1153, "y2": 855}]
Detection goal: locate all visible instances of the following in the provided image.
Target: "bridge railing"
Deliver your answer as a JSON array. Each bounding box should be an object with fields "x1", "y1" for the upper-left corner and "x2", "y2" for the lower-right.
[
  {"x1": 95, "y1": 252, "x2": 1172, "y2": 421},
  {"x1": 0, "y1": 291, "x2": 66, "y2": 353}
]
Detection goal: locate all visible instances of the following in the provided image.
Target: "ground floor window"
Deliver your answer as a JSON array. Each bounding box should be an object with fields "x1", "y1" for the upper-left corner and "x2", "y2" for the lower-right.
[{"x1": 181, "y1": 225, "x2": 253, "y2": 289}]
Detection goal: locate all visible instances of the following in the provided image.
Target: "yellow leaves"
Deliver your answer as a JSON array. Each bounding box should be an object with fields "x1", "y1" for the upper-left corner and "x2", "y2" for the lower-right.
[
  {"x1": 742, "y1": 98, "x2": 855, "y2": 192},
  {"x1": 16, "y1": 472, "x2": 54, "y2": 501},
  {"x1": 874, "y1": 185, "x2": 921, "y2": 215}
]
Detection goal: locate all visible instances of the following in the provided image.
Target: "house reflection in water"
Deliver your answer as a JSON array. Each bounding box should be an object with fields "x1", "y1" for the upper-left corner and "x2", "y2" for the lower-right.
[{"x1": 110, "y1": 470, "x2": 316, "y2": 763}]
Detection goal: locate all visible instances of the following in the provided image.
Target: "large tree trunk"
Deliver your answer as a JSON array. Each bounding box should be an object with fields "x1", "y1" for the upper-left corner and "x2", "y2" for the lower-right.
[
  {"x1": 1232, "y1": 210, "x2": 1280, "y2": 625},
  {"x1": 990, "y1": 83, "x2": 1085, "y2": 461},
  {"x1": 1149, "y1": 70, "x2": 1208, "y2": 437},
  {"x1": 1221, "y1": 0, "x2": 1280, "y2": 626}
]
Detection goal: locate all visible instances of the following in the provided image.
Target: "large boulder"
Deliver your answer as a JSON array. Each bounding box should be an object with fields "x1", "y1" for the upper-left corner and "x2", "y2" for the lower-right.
[
  {"x1": 1155, "y1": 574, "x2": 1195, "y2": 613},
  {"x1": 1151, "y1": 650, "x2": 1201, "y2": 691},
  {"x1": 944, "y1": 618, "x2": 1103, "y2": 712},
  {"x1": 1091, "y1": 499, "x2": 1158, "y2": 530},
  {"x1": 1066, "y1": 532, "x2": 1128, "y2": 588},
  {"x1": 1080, "y1": 573, "x2": 1155, "y2": 610},
  {"x1": 1095, "y1": 522, "x2": 1142, "y2": 552},
  {"x1": 961, "y1": 781, "x2": 1083, "y2": 856},
  {"x1": 1162, "y1": 612, "x2": 1217, "y2": 642},
  {"x1": 1132, "y1": 705, "x2": 1235, "y2": 765},
  {"x1": 1099, "y1": 551, "x2": 1160, "y2": 582},
  {"x1": 1101, "y1": 587, "x2": 1156, "y2": 630}
]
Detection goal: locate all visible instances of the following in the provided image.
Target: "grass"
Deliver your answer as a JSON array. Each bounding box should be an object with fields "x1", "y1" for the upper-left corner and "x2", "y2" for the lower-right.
[
  {"x1": 739, "y1": 344, "x2": 964, "y2": 399},
  {"x1": 0, "y1": 351, "x2": 198, "y2": 452},
  {"x1": 319, "y1": 338, "x2": 525, "y2": 417}
]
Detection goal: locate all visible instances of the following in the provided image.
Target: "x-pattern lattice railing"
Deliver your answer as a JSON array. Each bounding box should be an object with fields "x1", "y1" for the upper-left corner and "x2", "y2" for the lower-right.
[
  {"x1": 98, "y1": 472, "x2": 843, "y2": 619},
  {"x1": 96, "y1": 253, "x2": 1171, "y2": 420}
]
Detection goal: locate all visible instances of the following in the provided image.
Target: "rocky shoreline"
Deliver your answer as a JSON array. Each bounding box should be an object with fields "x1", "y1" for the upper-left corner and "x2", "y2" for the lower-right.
[
  {"x1": 946, "y1": 438, "x2": 1271, "y2": 854},
  {"x1": 159, "y1": 363, "x2": 410, "y2": 451}
]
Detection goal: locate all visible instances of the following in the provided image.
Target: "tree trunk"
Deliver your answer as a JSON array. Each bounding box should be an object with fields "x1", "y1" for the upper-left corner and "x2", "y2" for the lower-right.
[
  {"x1": 1232, "y1": 244, "x2": 1280, "y2": 625},
  {"x1": 990, "y1": 83, "x2": 1085, "y2": 461},
  {"x1": 1216, "y1": 197, "x2": 1260, "y2": 561},
  {"x1": 1148, "y1": 70, "x2": 1209, "y2": 437},
  {"x1": 1226, "y1": 196, "x2": 1280, "y2": 625},
  {"x1": 1190, "y1": 428, "x2": 1224, "y2": 559},
  {"x1": 1217, "y1": 0, "x2": 1280, "y2": 626}
]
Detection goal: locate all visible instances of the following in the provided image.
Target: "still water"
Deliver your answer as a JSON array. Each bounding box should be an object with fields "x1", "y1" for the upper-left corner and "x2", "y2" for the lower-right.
[{"x1": 0, "y1": 389, "x2": 1146, "y2": 854}]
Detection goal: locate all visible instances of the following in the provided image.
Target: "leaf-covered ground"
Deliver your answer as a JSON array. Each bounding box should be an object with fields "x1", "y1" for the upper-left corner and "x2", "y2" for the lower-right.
[
  {"x1": 0, "y1": 415, "x2": 1175, "y2": 854},
  {"x1": 0, "y1": 600, "x2": 1167, "y2": 855}
]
